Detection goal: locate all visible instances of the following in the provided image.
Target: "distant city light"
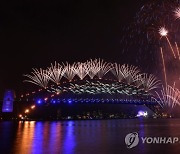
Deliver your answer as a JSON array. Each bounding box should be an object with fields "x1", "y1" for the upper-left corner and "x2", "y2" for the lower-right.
[
  {"x1": 56, "y1": 91, "x2": 60, "y2": 95},
  {"x1": 25, "y1": 109, "x2": 29, "y2": 113},
  {"x1": 31, "y1": 105, "x2": 35, "y2": 109}
]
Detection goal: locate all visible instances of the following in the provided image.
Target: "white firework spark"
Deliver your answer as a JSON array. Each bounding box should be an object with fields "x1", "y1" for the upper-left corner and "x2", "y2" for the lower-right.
[
  {"x1": 74, "y1": 62, "x2": 89, "y2": 80},
  {"x1": 87, "y1": 59, "x2": 101, "y2": 79},
  {"x1": 47, "y1": 61, "x2": 64, "y2": 85},
  {"x1": 62, "y1": 62, "x2": 76, "y2": 81},
  {"x1": 153, "y1": 85, "x2": 180, "y2": 108},
  {"x1": 133, "y1": 74, "x2": 144, "y2": 88},
  {"x1": 159, "y1": 27, "x2": 168, "y2": 37},
  {"x1": 174, "y1": 7, "x2": 180, "y2": 19},
  {"x1": 24, "y1": 68, "x2": 49, "y2": 89},
  {"x1": 159, "y1": 27, "x2": 176, "y2": 58},
  {"x1": 121, "y1": 64, "x2": 140, "y2": 84},
  {"x1": 96, "y1": 59, "x2": 113, "y2": 79},
  {"x1": 111, "y1": 63, "x2": 124, "y2": 82},
  {"x1": 141, "y1": 74, "x2": 161, "y2": 92},
  {"x1": 111, "y1": 64, "x2": 140, "y2": 84}
]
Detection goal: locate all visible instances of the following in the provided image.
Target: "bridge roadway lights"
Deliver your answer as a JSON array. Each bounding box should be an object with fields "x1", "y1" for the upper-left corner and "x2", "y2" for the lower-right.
[{"x1": 34, "y1": 98, "x2": 157, "y2": 105}]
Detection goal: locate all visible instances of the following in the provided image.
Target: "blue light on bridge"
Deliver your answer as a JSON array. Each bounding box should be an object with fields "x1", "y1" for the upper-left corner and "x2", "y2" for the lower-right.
[
  {"x1": 68, "y1": 99, "x2": 72, "y2": 104},
  {"x1": 32, "y1": 97, "x2": 157, "y2": 105},
  {"x1": 37, "y1": 99, "x2": 42, "y2": 104}
]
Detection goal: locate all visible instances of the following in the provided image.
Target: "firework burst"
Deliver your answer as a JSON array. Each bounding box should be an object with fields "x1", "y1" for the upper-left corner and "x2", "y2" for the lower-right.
[
  {"x1": 96, "y1": 59, "x2": 113, "y2": 79},
  {"x1": 153, "y1": 85, "x2": 180, "y2": 108},
  {"x1": 111, "y1": 64, "x2": 140, "y2": 84},
  {"x1": 159, "y1": 26, "x2": 176, "y2": 58},
  {"x1": 24, "y1": 68, "x2": 49, "y2": 89},
  {"x1": 62, "y1": 62, "x2": 77, "y2": 81},
  {"x1": 174, "y1": 7, "x2": 180, "y2": 19},
  {"x1": 74, "y1": 62, "x2": 89, "y2": 80},
  {"x1": 159, "y1": 27, "x2": 168, "y2": 37},
  {"x1": 87, "y1": 59, "x2": 101, "y2": 79},
  {"x1": 133, "y1": 74, "x2": 144, "y2": 88},
  {"x1": 121, "y1": 64, "x2": 140, "y2": 84},
  {"x1": 47, "y1": 62, "x2": 64, "y2": 85},
  {"x1": 111, "y1": 63, "x2": 124, "y2": 82},
  {"x1": 121, "y1": 0, "x2": 180, "y2": 71},
  {"x1": 141, "y1": 74, "x2": 161, "y2": 92}
]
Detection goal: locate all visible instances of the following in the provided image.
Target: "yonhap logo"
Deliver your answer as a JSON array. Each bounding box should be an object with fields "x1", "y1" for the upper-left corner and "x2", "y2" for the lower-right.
[
  {"x1": 125, "y1": 132, "x2": 180, "y2": 149},
  {"x1": 125, "y1": 132, "x2": 139, "y2": 148}
]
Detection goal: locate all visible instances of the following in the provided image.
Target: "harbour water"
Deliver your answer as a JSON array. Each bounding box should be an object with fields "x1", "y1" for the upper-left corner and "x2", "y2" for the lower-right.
[{"x1": 0, "y1": 119, "x2": 180, "y2": 154}]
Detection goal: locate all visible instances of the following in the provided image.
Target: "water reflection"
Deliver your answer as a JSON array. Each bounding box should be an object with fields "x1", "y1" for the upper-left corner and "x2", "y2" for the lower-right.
[
  {"x1": 31, "y1": 122, "x2": 43, "y2": 154},
  {"x1": 63, "y1": 121, "x2": 76, "y2": 154},
  {"x1": 13, "y1": 121, "x2": 76, "y2": 154},
  {"x1": 49, "y1": 122, "x2": 62, "y2": 153},
  {"x1": 0, "y1": 122, "x2": 16, "y2": 153},
  {"x1": 14, "y1": 121, "x2": 35, "y2": 154},
  {"x1": 1, "y1": 119, "x2": 180, "y2": 154}
]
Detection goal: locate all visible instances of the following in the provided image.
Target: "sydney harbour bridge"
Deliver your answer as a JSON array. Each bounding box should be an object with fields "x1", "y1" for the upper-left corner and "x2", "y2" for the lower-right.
[{"x1": 1, "y1": 59, "x2": 168, "y2": 120}]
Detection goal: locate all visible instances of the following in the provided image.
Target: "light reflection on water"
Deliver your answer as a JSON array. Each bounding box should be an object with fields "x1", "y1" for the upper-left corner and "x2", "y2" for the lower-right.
[
  {"x1": 63, "y1": 121, "x2": 76, "y2": 154},
  {"x1": 0, "y1": 119, "x2": 180, "y2": 154},
  {"x1": 13, "y1": 121, "x2": 76, "y2": 154}
]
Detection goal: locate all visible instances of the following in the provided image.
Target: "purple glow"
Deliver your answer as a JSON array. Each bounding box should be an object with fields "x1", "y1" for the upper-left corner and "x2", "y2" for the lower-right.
[
  {"x1": 2, "y1": 90, "x2": 14, "y2": 113},
  {"x1": 137, "y1": 110, "x2": 148, "y2": 117}
]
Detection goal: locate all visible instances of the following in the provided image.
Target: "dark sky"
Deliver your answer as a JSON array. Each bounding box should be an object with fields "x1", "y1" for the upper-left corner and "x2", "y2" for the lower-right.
[{"x1": 0, "y1": 0, "x2": 146, "y2": 96}]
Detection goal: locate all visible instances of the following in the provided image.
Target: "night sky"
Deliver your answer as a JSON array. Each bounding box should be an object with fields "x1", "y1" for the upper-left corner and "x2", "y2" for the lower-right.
[{"x1": 0, "y1": 0, "x2": 148, "y2": 96}]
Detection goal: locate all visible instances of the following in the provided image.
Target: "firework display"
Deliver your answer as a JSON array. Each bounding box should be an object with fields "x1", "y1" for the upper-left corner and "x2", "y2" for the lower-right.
[
  {"x1": 153, "y1": 85, "x2": 180, "y2": 108},
  {"x1": 122, "y1": 0, "x2": 180, "y2": 109},
  {"x1": 24, "y1": 68, "x2": 49, "y2": 89},
  {"x1": 122, "y1": 0, "x2": 180, "y2": 71},
  {"x1": 47, "y1": 62, "x2": 64, "y2": 85},
  {"x1": 24, "y1": 59, "x2": 161, "y2": 97},
  {"x1": 22, "y1": 1, "x2": 180, "y2": 112},
  {"x1": 174, "y1": 6, "x2": 180, "y2": 19},
  {"x1": 155, "y1": 5, "x2": 180, "y2": 108}
]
